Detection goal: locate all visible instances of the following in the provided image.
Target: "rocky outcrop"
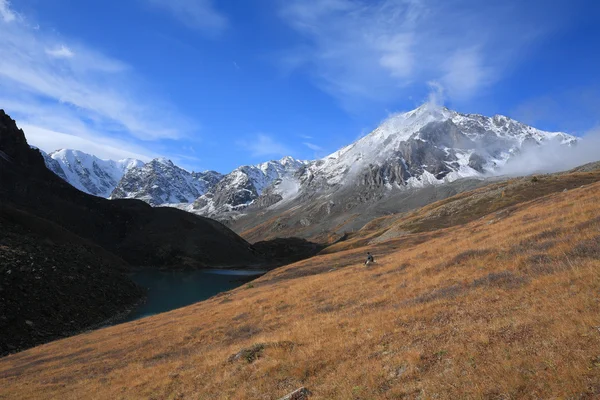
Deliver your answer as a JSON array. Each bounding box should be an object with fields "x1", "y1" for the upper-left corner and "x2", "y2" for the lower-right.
[
  {"x1": 110, "y1": 158, "x2": 222, "y2": 206},
  {"x1": 193, "y1": 157, "x2": 307, "y2": 216},
  {"x1": 278, "y1": 387, "x2": 311, "y2": 400},
  {"x1": 0, "y1": 204, "x2": 144, "y2": 356}
]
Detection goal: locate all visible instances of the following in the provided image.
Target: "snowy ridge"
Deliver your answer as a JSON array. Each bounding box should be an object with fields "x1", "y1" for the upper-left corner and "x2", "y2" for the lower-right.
[
  {"x1": 303, "y1": 104, "x2": 576, "y2": 190},
  {"x1": 110, "y1": 159, "x2": 223, "y2": 206},
  {"x1": 37, "y1": 104, "x2": 577, "y2": 218},
  {"x1": 40, "y1": 149, "x2": 144, "y2": 197},
  {"x1": 192, "y1": 156, "x2": 308, "y2": 216},
  {"x1": 190, "y1": 104, "x2": 576, "y2": 223}
]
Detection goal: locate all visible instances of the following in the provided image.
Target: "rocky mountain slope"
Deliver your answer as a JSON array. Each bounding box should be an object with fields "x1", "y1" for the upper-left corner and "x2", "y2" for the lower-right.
[
  {"x1": 39, "y1": 148, "x2": 143, "y2": 197},
  {"x1": 225, "y1": 104, "x2": 577, "y2": 242},
  {"x1": 191, "y1": 156, "x2": 307, "y2": 216},
  {"x1": 110, "y1": 158, "x2": 222, "y2": 206},
  {"x1": 0, "y1": 204, "x2": 144, "y2": 356}
]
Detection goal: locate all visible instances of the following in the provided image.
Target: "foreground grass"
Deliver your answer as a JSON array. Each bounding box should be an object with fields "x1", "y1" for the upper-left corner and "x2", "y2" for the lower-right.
[{"x1": 1, "y1": 182, "x2": 600, "y2": 399}]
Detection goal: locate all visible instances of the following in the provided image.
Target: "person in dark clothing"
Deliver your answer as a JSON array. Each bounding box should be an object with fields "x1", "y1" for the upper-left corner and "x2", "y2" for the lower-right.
[{"x1": 365, "y1": 252, "x2": 375, "y2": 266}]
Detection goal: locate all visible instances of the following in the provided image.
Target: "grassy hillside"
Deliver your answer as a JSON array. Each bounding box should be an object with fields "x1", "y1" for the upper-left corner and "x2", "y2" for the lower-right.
[{"x1": 1, "y1": 175, "x2": 599, "y2": 398}]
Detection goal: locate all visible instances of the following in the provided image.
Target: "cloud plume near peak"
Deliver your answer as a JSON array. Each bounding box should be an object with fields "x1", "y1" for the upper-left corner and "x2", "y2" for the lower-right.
[
  {"x1": 278, "y1": 0, "x2": 576, "y2": 110},
  {"x1": 497, "y1": 129, "x2": 600, "y2": 177}
]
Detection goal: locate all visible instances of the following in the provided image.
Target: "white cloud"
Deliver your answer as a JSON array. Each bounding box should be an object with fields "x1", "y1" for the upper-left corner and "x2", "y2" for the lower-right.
[
  {"x1": 0, "y1": 0, "x2": 16, "y2": 22},
  {"x1": 303, "y1": 142, "x2": 323, "y2": 151},
  {"x1": 278, "y1": 0, "x2": 570, "y2": 107},
  {"x1": 147, "y1": 0, "x2": 228, "y2": 35},
  {"x1": 23, "y1": 124, "x2": 155, "y2": 161},
  {"x1": 497, "y1": 129, "x2": 600, "y2": 176},
  {"x1": 2, "y1": 95, "x2": 158, "y2": 161},
  {"x1": 45, "y1": 45, "x2": 75, "y2": 59},
  {"x1": 441, "y1": 48, "x2": 493, "y2": 100},
  {"x1": 238, "y1": 134, "x2": 292, "y2": 158},
  {"x1": 0, "y1": 0, "x2": 195, "y2": 160}
]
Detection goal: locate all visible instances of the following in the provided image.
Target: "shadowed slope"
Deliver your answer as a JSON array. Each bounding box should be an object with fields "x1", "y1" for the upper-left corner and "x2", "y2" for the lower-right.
[
  {"x1": 0, "y1": 110, "x2": 268, "y2": 355},
  {"x1": 0, "y1": 109, "x2": 264, "y2": 269}
]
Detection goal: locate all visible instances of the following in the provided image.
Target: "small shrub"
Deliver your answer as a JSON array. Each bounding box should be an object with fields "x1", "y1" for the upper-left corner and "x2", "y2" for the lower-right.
[
  {"x1": 225, "y1": 324, "x2": 261, "y2": 342},
  {"x1": 472, "y1": 271, "x2": 529, "y2": 289},
  {"x1": 569, "y1": 236, "x2": 600, "y2": 259}
]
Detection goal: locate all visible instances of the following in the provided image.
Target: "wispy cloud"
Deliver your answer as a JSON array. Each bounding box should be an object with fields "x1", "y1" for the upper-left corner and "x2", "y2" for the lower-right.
[
  {"x1": 45, "y1": 45, "x2": 74, "y2": 59},
  {"x1": 278, "y1": 0, "x2": 572, "y2": 108},
  {"x1": 303, "y1": 142, "x2": 323, "y2": 151},
  {"x1": 146, "y1": 0, "x2": 228, "y2": 35},
  {"x1": 1, "y1": 94, "x2": 158, "y2": 161},
  {"x1": 24, "y1": 125, "x2": 156, "y2": 161},
  {"x1": 0, "y1": 1, "x2": 194, "y2": 159},
  {"x1": 0, "y1": 0, "x2": 16, "y2": 22},
  {"x1": 238, "y1": 134, "x2": 292, "y2": 158}
]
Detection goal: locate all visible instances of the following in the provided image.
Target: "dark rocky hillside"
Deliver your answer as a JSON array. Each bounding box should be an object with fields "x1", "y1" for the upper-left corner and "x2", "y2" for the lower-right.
[
  {"x1": 0, "y1": 110, "x2": 318, "y2": 355},
  {"x1": 0, "y1": 110, "x2": 264, "y2": 270},
  {"x1": 0, "y1": 204, "x2": 144, "y2": 356}
]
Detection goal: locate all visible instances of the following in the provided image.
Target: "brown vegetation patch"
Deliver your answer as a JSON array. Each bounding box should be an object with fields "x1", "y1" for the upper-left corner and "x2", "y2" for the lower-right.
[
  {"x1": 518, "y1": 254, "x2": 566, "y2": 276},
  {"x1": 568, "y1": 236, "x2": 600, "y2": 259},
  {"x1": 225, "y1": 324, "x2": 262, "y2": 342},
  {"x1": 434, "y1": 248, "x2": 497, "y2": 271},
  {"x1": 228, "y1": 341, "x2": 296, "y2": 364},
  {"x1": 574, "y1": 216, "x2": 600, "y2": 231},
  {"x1": 471, "y1": 271, "x2": 529, "y2": 289},
  {"x1": 409, "y1": 284, "x2": 466, "y2": 305}
]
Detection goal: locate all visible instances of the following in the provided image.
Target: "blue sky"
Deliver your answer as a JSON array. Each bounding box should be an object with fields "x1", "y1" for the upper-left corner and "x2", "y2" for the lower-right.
[{"x1": 0, "y1": 0, "x2": 599, "y2": 173}]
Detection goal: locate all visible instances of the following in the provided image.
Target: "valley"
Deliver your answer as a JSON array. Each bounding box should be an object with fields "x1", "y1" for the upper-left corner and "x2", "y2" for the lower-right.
[
  {"x1": 1, "y1": 160, "x2": 599, "y2": 399},
  {"x1": 1, "y1": 107, "x2": 599, "y2": 398}
]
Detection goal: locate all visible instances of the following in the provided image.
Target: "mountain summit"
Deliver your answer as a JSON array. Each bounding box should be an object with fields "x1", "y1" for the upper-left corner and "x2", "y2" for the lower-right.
[
  {"x1": 308, "y1": 104, "x2": 575, "y2": 190},
  {"x1": 39, "y1": 149, "x2": 144, "y2": 197},
  {"x1": 110, "y1": 158, "x2": 223, "y2": 206},
  {"x1": 192, "y1": 157, "x2": 308, "y2": 216},
  {"x1": 223, "y1": 105, "x2": 576, "y2": 241}
]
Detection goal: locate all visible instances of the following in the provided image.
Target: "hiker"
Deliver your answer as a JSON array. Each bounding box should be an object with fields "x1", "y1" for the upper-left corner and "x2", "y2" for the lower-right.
[{"x1": 365, "y1": 252, "x2": 375, "y2": 266}]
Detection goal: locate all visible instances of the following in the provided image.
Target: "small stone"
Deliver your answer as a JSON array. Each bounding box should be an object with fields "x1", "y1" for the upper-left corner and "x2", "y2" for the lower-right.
[
  {"x1": 25, "y1": 320, "x2": 34, "y2": 327},
  {"x1": 278, "y1": 387, "x2": 311, "y2": 400}
]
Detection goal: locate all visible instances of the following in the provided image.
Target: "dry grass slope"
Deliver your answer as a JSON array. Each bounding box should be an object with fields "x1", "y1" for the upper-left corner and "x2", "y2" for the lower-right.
[{"x1": 1, "y1": 180, "x2": 600, "y2": 399}]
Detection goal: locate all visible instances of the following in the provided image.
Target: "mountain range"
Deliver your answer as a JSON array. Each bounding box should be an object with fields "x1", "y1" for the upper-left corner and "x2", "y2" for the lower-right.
[
  {"x1": 37, "y1": 104, "x2": 576, "y2": 241},
  {"x1": 39, "y1": 149, "x2": 144, "y2": 197},
  {"x1": 110, "y1": 158, "x2": 223, "y2": 206}
]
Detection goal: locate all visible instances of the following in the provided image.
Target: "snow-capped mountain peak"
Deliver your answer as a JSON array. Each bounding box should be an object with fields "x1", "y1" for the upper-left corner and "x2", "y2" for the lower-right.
[
  {"x1": 192, "y1": 156, "x2": 308, "y2": 216},
  {"x1": 40, "y1": 149, "x2": 144, "y2": 197},
  {"x1": 311, "y1": 105, "x2": 576, "y2": 188},
  {"x1": 110, "y1": 157, "x2": 223, "y2": 206}
]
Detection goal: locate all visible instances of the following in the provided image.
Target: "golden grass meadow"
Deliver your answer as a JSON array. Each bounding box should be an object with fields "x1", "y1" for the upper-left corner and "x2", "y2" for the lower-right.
[{"x1": 1, "y1": 172, "x2": 600, "y2": 399}]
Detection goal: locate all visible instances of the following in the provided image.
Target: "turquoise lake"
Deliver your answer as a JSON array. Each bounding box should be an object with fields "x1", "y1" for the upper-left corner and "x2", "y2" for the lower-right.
[{"x1": 124, "y1": 269, "x2": 266, "y2": 322}]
